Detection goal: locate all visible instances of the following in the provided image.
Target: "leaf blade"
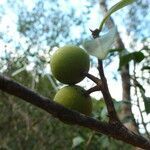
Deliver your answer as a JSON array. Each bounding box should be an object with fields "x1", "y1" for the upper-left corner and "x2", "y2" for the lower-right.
[{"x1": 99, "y1": 0, "x2": 135, "y2": 31}]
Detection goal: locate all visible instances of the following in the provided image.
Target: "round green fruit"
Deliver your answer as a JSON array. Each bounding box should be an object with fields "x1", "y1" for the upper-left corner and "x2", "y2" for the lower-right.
[
  {"x1": 50, "y1": 45, "x2": 90, "y2": 84},
  {"x1": 54, "y1": 85, "x2": 92, "y2": 115}
]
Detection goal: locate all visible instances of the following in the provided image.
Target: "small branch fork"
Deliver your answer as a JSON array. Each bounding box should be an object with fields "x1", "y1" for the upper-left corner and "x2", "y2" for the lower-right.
[
  {"x1": 84, "y1": 71, "x2": 119, "y2": 123},
  {"x1": 0, "y1": 74, "x2": 150, "y2": 149}
]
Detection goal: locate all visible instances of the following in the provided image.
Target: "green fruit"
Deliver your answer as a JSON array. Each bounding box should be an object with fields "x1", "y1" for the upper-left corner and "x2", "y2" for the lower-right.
[
  {"x1": 54, "y1": 85, "x2": 92, "y2": 115},
  {"x1": 50, "y1": 45, "x2": 90, "y2": 84}
]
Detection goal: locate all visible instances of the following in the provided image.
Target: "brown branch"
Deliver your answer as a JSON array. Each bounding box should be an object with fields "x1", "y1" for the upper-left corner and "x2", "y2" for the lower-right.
[
  {"x1": 0, "y1": 74, "x2": 150, "y2": 149},
  {"x1": 84, "y1": 72, "x2": 100, "y2": 85},
  {"x1": 98, "y1": 60, "x2": 119, "y2": 123},
  {"x1": 85, "y1": 85, "x2": 101, "y2": 95}
]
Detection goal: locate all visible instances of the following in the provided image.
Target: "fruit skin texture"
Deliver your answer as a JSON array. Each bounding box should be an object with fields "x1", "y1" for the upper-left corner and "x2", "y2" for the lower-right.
[
  {"x1": 54, "y1": 86, "x2": 92, "y2": 115},
  {"x1": 50, "y1": 45, "x2": 90, "y2": 84}
]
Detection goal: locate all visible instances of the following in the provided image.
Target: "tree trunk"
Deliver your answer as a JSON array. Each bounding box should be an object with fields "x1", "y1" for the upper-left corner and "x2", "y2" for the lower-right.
[{"x1": 99, "y1": 0, "x2": 138, "y2": 133}]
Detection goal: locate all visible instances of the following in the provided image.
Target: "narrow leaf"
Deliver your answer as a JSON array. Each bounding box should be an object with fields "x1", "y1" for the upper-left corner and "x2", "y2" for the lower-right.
[
  {"x1": 99, "y1": 0, "x2": 135, "y2": 31},
  {"x1": 11, "y1": 66, "x2": 26, "y2": 76}
]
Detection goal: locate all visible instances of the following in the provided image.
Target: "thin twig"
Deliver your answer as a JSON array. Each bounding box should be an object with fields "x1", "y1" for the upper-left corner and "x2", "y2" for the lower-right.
[
  {"x1": 85, "y1": 85, "x2": 101, "y2": 95},
  {"x1": 84, "y1": 72, "x2": 100, "y2": 85}
]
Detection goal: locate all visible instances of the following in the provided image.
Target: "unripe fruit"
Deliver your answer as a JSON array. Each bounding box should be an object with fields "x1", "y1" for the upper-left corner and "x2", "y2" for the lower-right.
[
  {"x1": 54, "y1": 86, "x2": 92, "y2": 115},
  {"x1": 50, "y1": 45, "x2": 90, "y2": 84}
]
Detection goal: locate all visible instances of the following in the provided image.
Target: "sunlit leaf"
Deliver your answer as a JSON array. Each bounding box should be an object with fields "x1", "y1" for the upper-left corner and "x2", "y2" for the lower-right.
[
  {"x1": 83, "y1": 26, "x2": 117, "y2": 59},
  {"x1": 72, "y1": 136, "x2": 84, "y2": 148},
  {"x1": 11, "y1": 66, "x2": 26, "y2": 77},
  {"x1": 99, "y1": 0, "x2": 135, "y2": 31}
]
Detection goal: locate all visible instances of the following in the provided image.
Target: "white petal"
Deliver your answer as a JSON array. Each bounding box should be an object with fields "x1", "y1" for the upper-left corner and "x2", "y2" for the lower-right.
[{"x1": 83, "y1": 26, "x2": 117, "y2": 59}]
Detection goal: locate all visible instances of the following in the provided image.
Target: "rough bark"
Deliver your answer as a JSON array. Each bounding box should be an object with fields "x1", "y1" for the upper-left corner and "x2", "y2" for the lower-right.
[
  {"x1": 99, "y1": 0, "x2": 138, "y2": 133},
  {"x1": 0, "y1": 74, "x2": 150, "y2": 149}
]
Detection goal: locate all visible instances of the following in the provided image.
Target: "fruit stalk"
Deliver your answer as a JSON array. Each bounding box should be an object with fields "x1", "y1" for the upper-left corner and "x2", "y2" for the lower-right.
[{"x1": 85, "y1": 85, "x2": 100, "y2": 95}]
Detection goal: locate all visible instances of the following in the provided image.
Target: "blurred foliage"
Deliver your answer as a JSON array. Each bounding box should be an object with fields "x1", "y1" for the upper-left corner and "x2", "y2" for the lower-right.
[{"x1": 17, "y1": 0, "x2": 88, "y2": 46}]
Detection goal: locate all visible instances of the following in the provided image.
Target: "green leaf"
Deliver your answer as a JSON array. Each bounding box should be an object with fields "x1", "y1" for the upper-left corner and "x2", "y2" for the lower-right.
[
  {"x1": 99, "y1": 0, "x2": 135, "y2": 31},
  {"x1": 83, "y1": 26, "x2": 117, "y2": 59},
  {"x1": 119, "y1": 51, "x2": 145, "y2": 70},
  {"x1": 143, "y1": 97, "x2": 150, "y2": 114},
  {"x1": 72, "y1": 136, "x2": 84, "y2": 148}
]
